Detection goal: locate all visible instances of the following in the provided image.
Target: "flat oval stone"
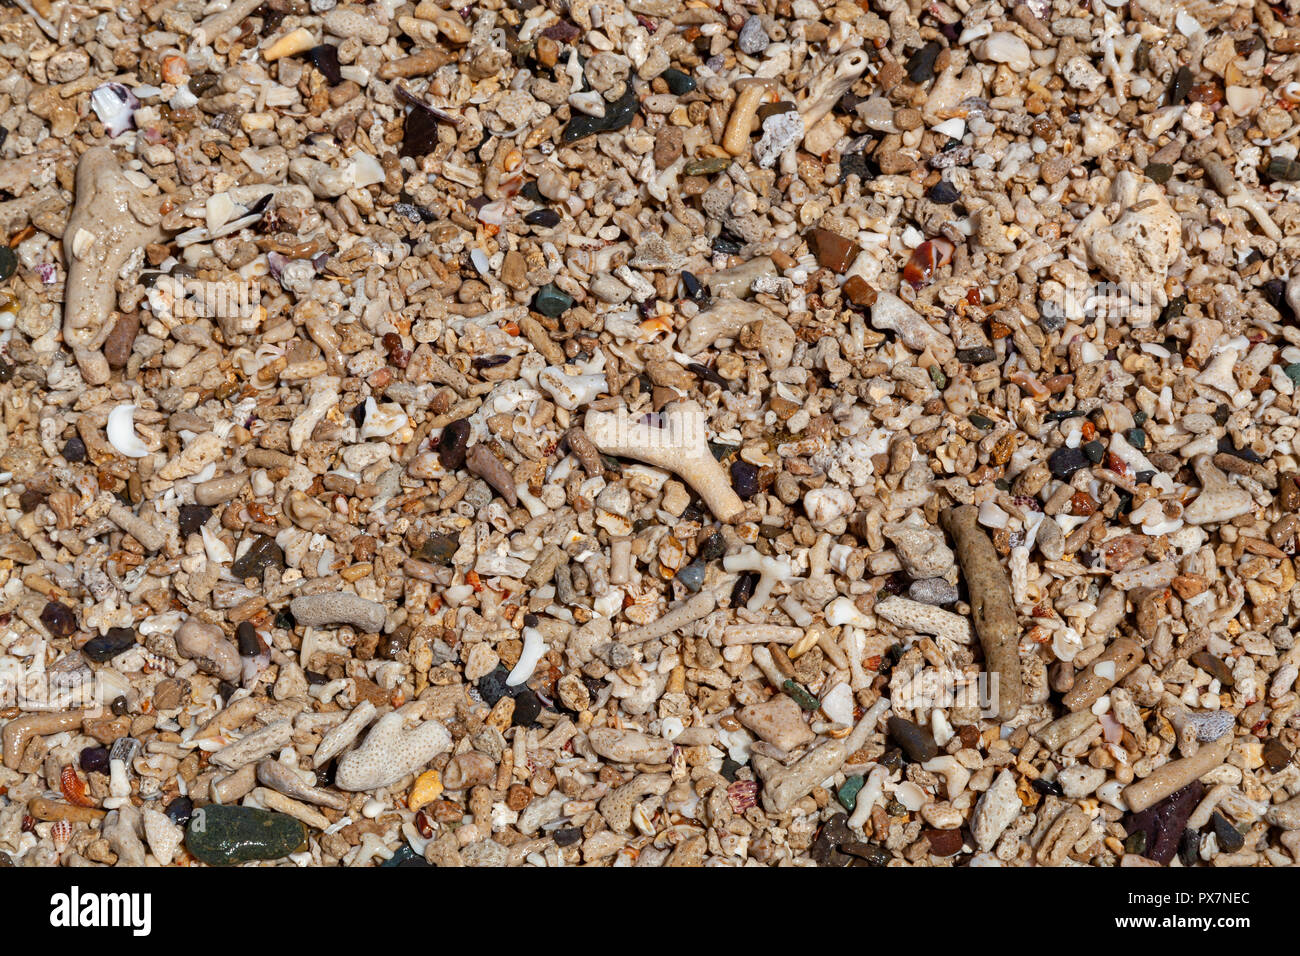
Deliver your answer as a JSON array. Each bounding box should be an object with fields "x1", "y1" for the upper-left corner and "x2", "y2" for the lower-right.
[{"x1": 185, "y1": 805, "x2": 307, "y2": 866}]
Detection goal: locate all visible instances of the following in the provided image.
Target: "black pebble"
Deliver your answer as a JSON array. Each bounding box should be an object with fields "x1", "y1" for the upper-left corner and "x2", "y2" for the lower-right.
[
  {"x1": 524, "y1": 208, "x2": 561, "y2": 228},
  {"x1": 164, "y1": 795, "x2": 194, "y2": 826},
  {"x1": 1210, "y1": 811, "x2": 1245, "y2": 853},
  {"x1": 110, "y1": 695, "x2": 130, "y2": 717},
  {"x1": 1048, "y1": 446, "x2": 1089, "y2": 480},
  {"x1": 661, "y1": 68, "x2": 695, "y2": 95},
  {"x1": 62, "y1": 436, "x2": 87, "y2": 462},
  {"x1": 681, "y1": 270, "x2": 707, "y2": 303},
  {"x1": 307, "y1": 44, "x2": 342, "y2": 85},
  {"x1": 906, "y1": 40, "x2": 942, "y2": 83},
  {"x1": 730, "y1": 571, "x2": 758, "y2": 607},
  {"x1": 79, "y1": 746, "x2": 109, "y2": 774},
  {"x1": 929, "y1": 180, "x2": 959, "y2": 204},
  {"x1": 956, "y1": 346, "x2": 995, "y2": 364},
  {"x1": 477, "y1": 666, "x2": 516, "y2": 707},
  {"x1": 177, "y1": 504, "x2": 212, "y2": 537},
  {"x1": 82, "y1": 627, "x2": 137, "y2": 663},
  {"x1": 553, "y1": 826, "x2": 583, "y2": 847},
  {"x1": 236, "y1": 620, "x2": 260, "y2": 657},
  {"x1": 886, "y1": 716, "x2": 939, "y2": 762},
  {"x1": 511, "y1": 689, "x2": 543, "y2": 726},
  {"x1": 730, "y1": 459, "x2": 759, "y2": 499},
  {"x1": 720, "y1": 758, "x2": 743, "y2": 782},
  {"x1": 438, "y1": 419, "x2": 471, "y2": 470}
]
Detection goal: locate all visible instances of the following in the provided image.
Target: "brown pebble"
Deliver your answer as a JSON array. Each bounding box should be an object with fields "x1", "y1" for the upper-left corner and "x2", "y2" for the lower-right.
[
  {"x1": 102, "y1": 312, "x2": 139, "y2": 368},
  {"x1": 1189, "y1": 651, "x2": 1234, "y2": 687},
  {"x1": 923, "y1": 827, "x2": 963, "y2": 856},
  {"x1": 655, "y1": 126, "x2": 684, "y2": 169},
  {"x1": 843, "y1": 275, "x2": 877, "y2": 306},
  {"x1": 805, "y1": 227, "x2": 862, "y2": 274},
  {"x1": 1263, "y1": 738, "x2": 1292, "y2": 773}
]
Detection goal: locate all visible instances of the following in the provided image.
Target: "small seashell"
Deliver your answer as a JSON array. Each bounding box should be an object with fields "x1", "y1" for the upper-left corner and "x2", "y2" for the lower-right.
[{"x1": 106, "y1": 404, "x2": 151, "y2": 458}]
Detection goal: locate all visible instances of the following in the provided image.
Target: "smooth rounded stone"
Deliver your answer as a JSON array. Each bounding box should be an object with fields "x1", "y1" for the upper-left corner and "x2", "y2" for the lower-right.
[
  {"x1": 842, "y1": 841, "x2": 890, "y2": 866},
  {"x1": 661, "y1": 68, "x2": 695, "y2": 95},
  {"x1": 908, "y1": 577, "x2": 959, "y2": 605},
  {"x1": 1048, "y1": 446, "x2": 1089, "y2": 480},
  {"x1": 173, "y1": 618, "x2": 241, "y2": 682},
  {"x1": 737, "y1": 16, "x2": 769, "y2": 54},
  {"x1": 676, "y1": 561, "x2": 706, "y2": 592},
  {"x1": 977, "y1": 31, "x2": 1032, "y2": 72},
  {"x1": 923, "y1": 827, "x2": 963, "y2": 857},
  {"x1": 79, "y1": 745, "x2": 109, "y2": 774},
  {"x1": 184, "y1": 805, "x2": 307, "y2": 866},
  {"x1": 39, "y1": 600, "x2": 77, "y2": 638},
  {"x1": 887, "y1": 715, "x2": 939, "y2": 762},
  {"x1": 737, "y1": 695, "x2": 814, "y2": 751},
  {"x1": 438, "y1": 419, "x2": 470, "y2": 469},
  {"x1": 532, "y1": 283, "x2": 574, "y2": 317}
]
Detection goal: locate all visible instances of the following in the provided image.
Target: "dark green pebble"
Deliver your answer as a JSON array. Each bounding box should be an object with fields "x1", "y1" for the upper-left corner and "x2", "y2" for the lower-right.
[
  {"x1": 1126, "y1": 428, "x2": 1146, "y2": 450},
  {"x1": 532, "y1": 283, "x2": 573, "y2": 318},
  {"x1": 661, "y1": 68, "x2": 695, "y2": 95},
  {"x1": 1268, "y1": 156, "x2": 1300, "y2": 182},
  {"x1": 1082, "y1": 440, "x2": 1105, "y2": 463},
  {"x1": 929, "y1": 365, "x2": 947, "y2": 389},
  {"x1": 782, "y1": 679, "x2": 820, "y2": 711},
  {"x1": 837, "y1": 774, "x2": 865, "y2": 812},
  {"x1": 185, "y1": 805, "x2": 307, "y2": 866},
  {"x1": 968, "y1": 413, "x2": 994, "y2": 430}
]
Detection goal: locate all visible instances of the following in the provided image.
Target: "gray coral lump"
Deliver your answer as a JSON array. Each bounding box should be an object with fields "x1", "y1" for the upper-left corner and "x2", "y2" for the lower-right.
[{"x1": 0, "y1": 0, "x2": 1299, "y2": 871}]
